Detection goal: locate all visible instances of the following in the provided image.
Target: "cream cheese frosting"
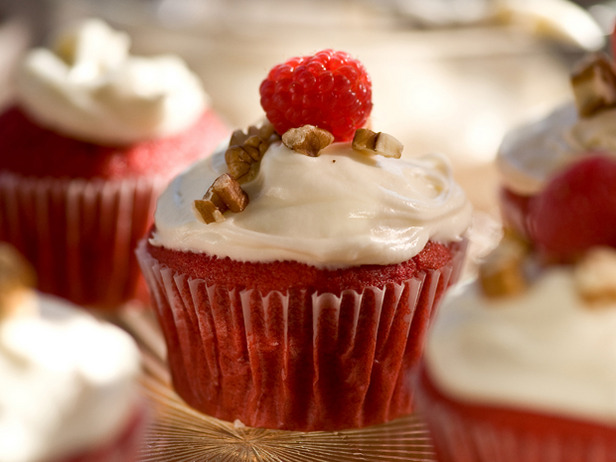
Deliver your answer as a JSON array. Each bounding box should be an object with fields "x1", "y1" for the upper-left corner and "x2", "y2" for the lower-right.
[
  {"x1": 0, "y1": 294, "x2": 141, "y2": 462},
  {"x1": 15, "y1": 18, "x2": 208, "y2": 145},
  {"x1": 497, "y1": 103, "x2": 616, "y2": 195},
  {"x1": 150, "y1": 141, "x2": 472, "y2": 267},
  {"x1": 424, "y1": 267, "x2": 616, "y2": 424}
]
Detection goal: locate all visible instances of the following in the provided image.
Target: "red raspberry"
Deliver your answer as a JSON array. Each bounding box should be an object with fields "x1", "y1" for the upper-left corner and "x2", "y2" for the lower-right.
[
  {"x1": 259, "y1": 49, "x2": 372, "y2": 141},
  {"x1": 527, "y1": 155, "x2": 616, "y2": 262}
]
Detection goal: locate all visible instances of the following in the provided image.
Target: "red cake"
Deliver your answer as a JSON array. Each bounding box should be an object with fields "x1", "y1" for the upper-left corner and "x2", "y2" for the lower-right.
[
  {"x1": 0, "y1": 105, "x2": 225, "y2": 180},
  {"x1": 137, "y1": 49, "x2": 472, "y2": 431},
  {"x1": 416, "y1": 364, "x2": 616, "y2": 462},
  {"x1": 416, "y1": 156, "x2": 616, "y2": 461},
  {"x1": 0, "y1": 19, "x2": 228, "y2": 310},
  {"x1": 497, "y1": 27, "x2": 616, "y2": 238},
  {"x1": 0, "y1": 243, "x2": 147, "y2": 462}
]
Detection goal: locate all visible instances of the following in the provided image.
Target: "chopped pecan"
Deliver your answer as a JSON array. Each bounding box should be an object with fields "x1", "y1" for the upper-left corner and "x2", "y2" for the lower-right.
[
  {"x1": 282, "y1": 125, "x2": 334, "y2": 157},
  {"x1": 571, "y1": 53, "x2": 616, "y2": 118},
  {"x1": 574, "y1": 247, "x2": 616, "y2": 305},
  {"x1": 478, "y1": 237, "x2": 529, "y2": 299},
  {"x1": 352, "y1": 128, "x2": 403, "y2": 158},
  {"x1": 225, "y1": 122, "x2": 280, "y2": 184},
  {"x1": 225, "y1": 145, "x2": 261, "y2": 183},
  {"x1": 193, "y1": 174, "x2": 249, "y2": 224},
  {"x1": 0, "y1": 243, "x2": 37, "y2": 319}
]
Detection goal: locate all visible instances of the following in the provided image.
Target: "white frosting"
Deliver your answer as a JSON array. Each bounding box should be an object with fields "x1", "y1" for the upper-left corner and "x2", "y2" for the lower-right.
[
  {"x1": 0, "y1": 294, "x2": 141, "y2": 462},
  {"x1": 150, "y1": 141, "x2": 472, "y2": 267},
  {"x1": 15, "y1": 18, "x2": 207, "y2": 145},
  {"x1": 497, "y1": 103, "x2": 616, "y2": 195},
  {"x1": 424, "y1": 268, "x2": 616, "y2": 424}
]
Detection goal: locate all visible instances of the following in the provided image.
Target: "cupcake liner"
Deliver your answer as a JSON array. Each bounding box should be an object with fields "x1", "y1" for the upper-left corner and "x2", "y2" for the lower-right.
[
  {"x1": 136, "y1": 239, "x2": 467, "y2": 431},
  {"x1": 0, "y1": 172, "x2": 165, "y2": 309},
  {"x1": 51, "y1": 403, "x2": 148, "y2": 462},
  {"x1": 415, "y1": 364, "x2": 616, "y2": 462}
]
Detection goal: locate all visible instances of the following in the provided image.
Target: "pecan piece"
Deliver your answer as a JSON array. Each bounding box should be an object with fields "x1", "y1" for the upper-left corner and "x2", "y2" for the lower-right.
[
  {"x1": 225, "y1": 145, "x2": 261, "y2": 183},
  {"x1": 571, "y1": 53, "x2": 616, "y2": 118},
  {"x1": 352, "y1": 128, "x2": 403, "y2": 158},
  {"x1": 478, "y1": 237, "x2": 529, "y2": 299},
  {"x1": 193, "y1": 174, "x2": 249, "y2": 224},
  {"x1": 0, "y1": 243, "x2": 37, "y2": 319},
  {"x1": 282, "y1": 125, "x2": 334, "y2": 157},
  {"x1": 574, "y1": 247, "x2": 616, "y2": 305},
  {"x1": 225, "y1": 122, "x2": 280, "y2": 184}
]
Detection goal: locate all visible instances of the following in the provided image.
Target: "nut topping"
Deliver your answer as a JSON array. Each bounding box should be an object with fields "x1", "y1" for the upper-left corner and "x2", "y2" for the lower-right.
[
  {"x1": 193, "y1": 174, "x2": 249, "y2": 224},
  {"x1": 282, "y1": 125, "x2": 334, "y2": 157},
  {"x1": 195, "y1": 122, "x2": 279, "y2": 224},
  {"x1": 571, "y1": 53, "x2": 616, "y2": 118},
  {"x1": 478, "y1": 237, "x2": 529, "y2": 299},
  {"x1": 352, "y1": 128, "x2": 403, "y2": 158},
  {"x1": 225, "y1": 122, "x2": 280, "y2": 184},
  {"x1": 225, "y1": 145, "x2": 261, "y2": 183},
  {"x1": 0, "y1": 243, "x2": 37, "y2": 319},
  {"x1": 574, "y1": 247, "x2": 616, "y2": 305}
]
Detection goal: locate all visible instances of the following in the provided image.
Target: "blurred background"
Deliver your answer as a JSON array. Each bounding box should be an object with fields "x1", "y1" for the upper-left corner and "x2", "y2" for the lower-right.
[{"x1": 0, "y1": 0, "x2": 613, "y2": 223}]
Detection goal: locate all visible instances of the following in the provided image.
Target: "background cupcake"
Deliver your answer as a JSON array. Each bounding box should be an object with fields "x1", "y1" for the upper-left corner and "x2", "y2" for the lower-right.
[
  {"x1": 137, "y1": 49, "x2": 472, "y2": 431},
  {"x1": 0, "y1": 18, "x2": 229, "y2": 310},
  {"x1": 0, "y1": 243, "x2": 146, "y2": 462},
  {"x1": 416, "y1": 155, "x2": 616, "y2": 462},
  {"x1": 497, "y1": 25, "x2": 616, "y2": 239}
]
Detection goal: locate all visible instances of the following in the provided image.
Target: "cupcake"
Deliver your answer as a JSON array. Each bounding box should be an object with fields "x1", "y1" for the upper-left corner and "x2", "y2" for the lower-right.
[
  {"x1": 0, "y1": 243, "x2": 146, "y2": 462},
  {"x1": 497, "y1": 26, "x2": 616, "y2": 238},
  {"x1": 416, "y1": 155, "x2": 616, "y2": 461},
  {"x1": 137, "y1": 49, "x2": 472, "y2": 431},
  {"x1": 0, "y1": 18, "x2": 229, "y2": 310}
]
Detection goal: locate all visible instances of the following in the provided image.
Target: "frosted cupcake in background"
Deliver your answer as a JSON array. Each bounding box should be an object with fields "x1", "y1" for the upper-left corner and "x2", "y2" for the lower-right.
[
  {"x1": 0, "y1": 243, "x2": 146, "y2": 462},
  {"x1": 416, "y1": 155, "x2": 616, "y2": 462},
  {"x1": 0, "y1": 18, "x2": 229, "y2": 310},
  {"x1": 137, "y1": 49, "x2": 472, "y2": 431},
  {"x1": 497, "y1": 25, "x2": 616, "y2": 239}
]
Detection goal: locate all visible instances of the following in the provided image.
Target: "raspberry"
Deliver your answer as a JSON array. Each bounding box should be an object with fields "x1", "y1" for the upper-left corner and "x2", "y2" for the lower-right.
[
  {"x1": 527, "y1": 155, "x2": 616, "y2": 262},
  {"x1": 259, "y1": 49, "x2": 372, "y2": 141}
]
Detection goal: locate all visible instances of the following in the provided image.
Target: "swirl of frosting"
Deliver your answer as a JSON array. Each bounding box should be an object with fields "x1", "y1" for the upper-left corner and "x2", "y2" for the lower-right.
[
  {"x1": 0, "y1": 294, "x2": 141, "y2": 462},
  {"x1": 15, "y1": 18, "x2": 207, "y2": 145},
  {"x1": 497, "y1": 103, "x2": 616, "y2": 195},
  {"x1": 150, "y1": 141, "x2": 472, "y2": 267},
  {"x1": 424, "y1": 268, "x2": 616, "y2": 424}
]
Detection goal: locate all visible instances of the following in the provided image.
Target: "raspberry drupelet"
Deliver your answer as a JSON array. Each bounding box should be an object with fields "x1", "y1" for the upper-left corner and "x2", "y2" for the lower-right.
[{"x1": 259, "y1": 49, "x2": 373, "y2": 141}]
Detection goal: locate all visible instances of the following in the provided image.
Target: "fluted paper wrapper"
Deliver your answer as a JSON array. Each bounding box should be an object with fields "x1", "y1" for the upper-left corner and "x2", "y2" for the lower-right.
[
  {"x1": 415, "y1": 365, "x2": 616, "y2": 462},
  {"x1": 0, "y1": 172, "x2": 165, "y2": 309},
  {"x1": 137, "y1": 239, "x2": 467, "y2": 431}
]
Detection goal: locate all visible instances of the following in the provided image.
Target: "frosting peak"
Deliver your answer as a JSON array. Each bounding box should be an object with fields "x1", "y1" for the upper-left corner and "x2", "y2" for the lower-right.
[
  {"x1": 425, "y1": 267, "x2": 616, "y2": 424},
  {"x1": 497, "y1": 103, "x2": 616, "y2": 196},
  {"x1": 151, "y1": 141, "x2": 471, "y2": 266},
  {"x1": 0, "y1": 294, "x2": 140, "y2": 462},
  {"x1": 16, "y1": 18, "x2": 208, "y2": 145}
]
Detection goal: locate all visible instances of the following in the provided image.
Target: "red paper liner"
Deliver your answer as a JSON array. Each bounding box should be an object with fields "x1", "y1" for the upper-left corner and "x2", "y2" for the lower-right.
[
  {"x1": 50, "y1": 403, "x2": 148, "y2": 462},
  {"x1": 0, "y1": 172, "x2": 165, "y2": 309},
  {"x1": 415, "y1": 363, "x2": 616, "y2": 462},
  {"x1": 136, "y1": 239, "x2": 467, "y2": 431}
]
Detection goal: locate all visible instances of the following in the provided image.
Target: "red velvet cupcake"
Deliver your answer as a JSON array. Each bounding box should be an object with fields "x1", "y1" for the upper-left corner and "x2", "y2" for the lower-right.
[
  {"x1": 0, "y1": 243, "x2": 147, "y2": 462},
  {"x1": 497, "y1": 27, "x2": 616, "y2": 238},
  {"x1": 0, "y1": 18, "x2": 228, "y2": 310},
  {"x1": 137, "y1": 50, "x2": 472, "y2": 431},
  {"x1": 416, "y1": 156, "x2": 616, "y2": 461}
]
